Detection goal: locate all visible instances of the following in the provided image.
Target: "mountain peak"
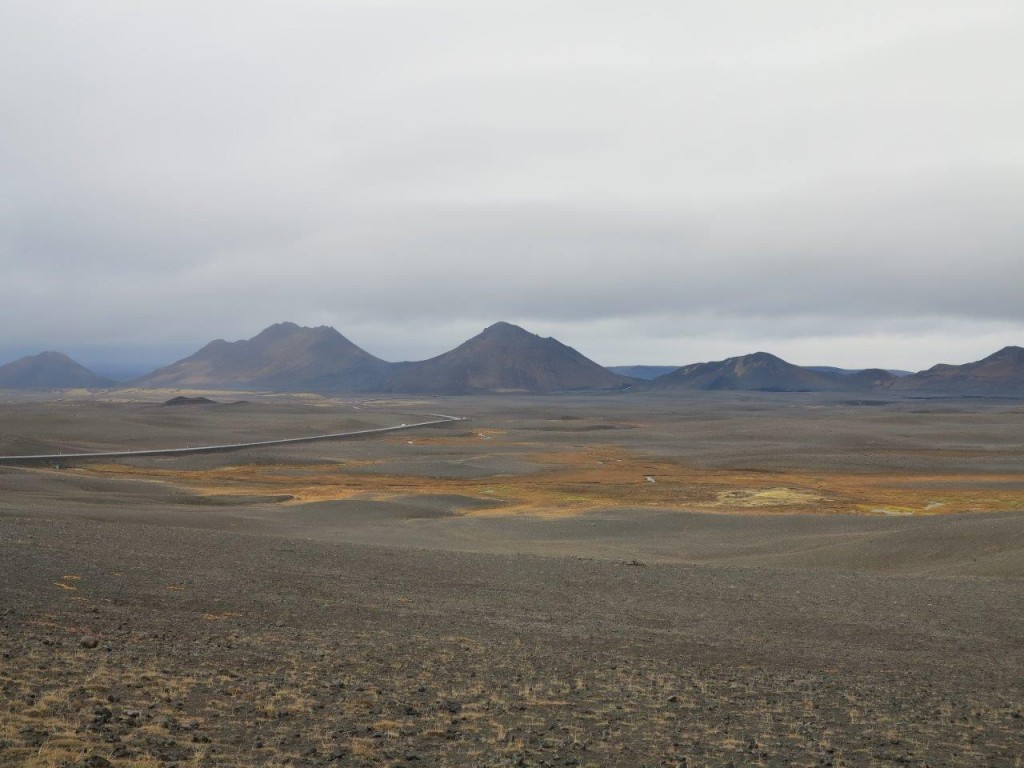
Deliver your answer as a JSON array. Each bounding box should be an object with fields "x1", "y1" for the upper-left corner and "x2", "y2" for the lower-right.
[
  {"x1": 262, "y1": 320, "x2": 301, "y2": 332},
  {"x1": 987, "y1": 345, "x2": 1024, "y2": 361},
  {"x1": 650, "y1": 351, "x2": 842, "y2": 392},
  {"x1": 135, "y1": 322, "x2": 387, "y2": 391},
  {"x1": 478, "y1": 322, "x2": 538, "y2": 341},
  {"x1": 382, "y1": 322, "x2": 630, "y2": 394},
  {"x1": 31, "y1": 350, "x2": 74, "y2": 362},
  {"x1": 0, "y1": 351, "x2": 112, "y2": 390},
  {"x1": 252, "y1": 321, "x2": 331, "y2": 340}
]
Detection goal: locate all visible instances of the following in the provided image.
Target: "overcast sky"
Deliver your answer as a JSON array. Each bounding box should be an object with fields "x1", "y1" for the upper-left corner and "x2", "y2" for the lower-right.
[{"x1": 2, "y1": 1, "x2": 1022, "y2": 377}]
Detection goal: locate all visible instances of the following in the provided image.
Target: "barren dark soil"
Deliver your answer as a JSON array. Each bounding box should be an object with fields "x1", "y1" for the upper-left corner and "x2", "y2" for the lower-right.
[{"x1": 1, "y1": 392, "x2": 1023, "y2": 767}]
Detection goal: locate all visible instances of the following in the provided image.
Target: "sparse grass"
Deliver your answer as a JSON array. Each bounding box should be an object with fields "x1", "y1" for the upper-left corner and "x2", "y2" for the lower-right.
[{"x1": 78, "y1": 440, "x2": 1024, "y2": 519}]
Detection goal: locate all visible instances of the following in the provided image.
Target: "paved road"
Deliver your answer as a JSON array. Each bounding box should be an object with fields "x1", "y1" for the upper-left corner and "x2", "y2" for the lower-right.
[{"x1": 0, "y1": 412, "x2": 464, "y2": 465}]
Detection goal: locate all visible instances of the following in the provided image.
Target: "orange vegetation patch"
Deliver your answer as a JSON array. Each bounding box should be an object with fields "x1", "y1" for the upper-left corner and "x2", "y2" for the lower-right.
[{"x1": 80, "y1": 445, "x2": 1024, "y2": 518}]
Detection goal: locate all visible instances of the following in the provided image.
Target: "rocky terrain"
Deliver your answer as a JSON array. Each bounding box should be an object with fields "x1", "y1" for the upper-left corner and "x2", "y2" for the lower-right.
[
  {"x1": 1, "y1": 392, "x2": 1022, "y2": 766},
  {"x1": 3, "y1": 515, "x2": 1023, "y2": 768}
]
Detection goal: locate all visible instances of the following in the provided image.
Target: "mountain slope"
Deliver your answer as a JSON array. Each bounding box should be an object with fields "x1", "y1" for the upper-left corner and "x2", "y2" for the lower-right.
[
  {"x1": 648, "y1": 352, "x2": 847, "y2": 392},
  {"x1": 381, "y1": 322, "x2": 633, "y2": 394},
  {"x1": 135, "y1": 322, "x2": 388, "y2": 391},
  {"x1": 0, "y1": 351, "x2": 113, "y2": 389},
  {"x1": 887, "y1": 346, "x2": 1024, "y2": 395}
]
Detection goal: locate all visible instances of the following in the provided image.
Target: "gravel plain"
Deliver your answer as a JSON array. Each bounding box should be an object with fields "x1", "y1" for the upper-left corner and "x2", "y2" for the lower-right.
[{"x1": 1, "y1": 392, "x2": 1022, "y2": 767}]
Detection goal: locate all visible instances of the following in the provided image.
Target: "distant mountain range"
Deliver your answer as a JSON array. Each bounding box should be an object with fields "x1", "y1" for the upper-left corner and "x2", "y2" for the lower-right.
[
  {"x1": 2, "y1": 323, "x2": 1023, "y2": 396},
  {"x1": 0, "y1": 351, "x2": 113, "y2": 390},
  {"x1": 134, "y1": 321, "x2": 630, "y2": 394}
]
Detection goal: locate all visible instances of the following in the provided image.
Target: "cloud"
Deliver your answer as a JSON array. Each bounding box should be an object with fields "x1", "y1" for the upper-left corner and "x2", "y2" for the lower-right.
[{"x1": 1, "y1": 1, "x2": 1022, "y2": 371}]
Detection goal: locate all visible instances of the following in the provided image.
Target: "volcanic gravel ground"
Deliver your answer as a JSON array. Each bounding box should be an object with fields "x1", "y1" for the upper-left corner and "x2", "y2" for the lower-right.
[
  {"x1": 2, "y1": 514, "x2": 1023, "y2": 767},
  {"x1": 2, "y1": 392, "x2": 1024, "y2": 767}
]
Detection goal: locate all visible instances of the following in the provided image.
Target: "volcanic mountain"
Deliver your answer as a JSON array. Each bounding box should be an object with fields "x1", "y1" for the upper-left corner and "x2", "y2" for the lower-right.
[
  {"x1": 647, "y1": 352, "x2": 848, "y2": 392},
  {"x1": 887, "y1": 346, "x2": 1024, "y2": 395},
  {"x1": 135, "y1": 322, "x2": 388, "y2": 391},
  {"x1": 0, "y1": 351, "x2": 113, "y2": 389},
  {"x1": 380, "y1": 322, "x2": 634, "y2": 394}
]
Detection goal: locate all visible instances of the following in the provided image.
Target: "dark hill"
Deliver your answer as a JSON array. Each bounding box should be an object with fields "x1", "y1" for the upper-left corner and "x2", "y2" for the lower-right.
[
  {"x1": 163, "y1": 396, "x2": 217, "y2": 406},
  {"x1": 0, "y1": 352, "x2": 113, "y2": 390},
  {"x1": 134, "y1": 322, "x2": 388, "y2": 391},
  {"x1": 887, "y1": 346, "x2": 1024, "y2": 395},
  {"x1": 806, "y1": 366, "x2": 912, "y2": 377},
  {"x1": 841, "y1": 368, "x2": 898, "y2": 390},
  {"x1": 648, "y1": 352, "x2": 847, "y2": 392},
  {"x1": 380, "y1": 322, "x2": 634, "y2": 394},
  {"x1": 608, "y1": 365, "x2": 679, "y2": 380}
]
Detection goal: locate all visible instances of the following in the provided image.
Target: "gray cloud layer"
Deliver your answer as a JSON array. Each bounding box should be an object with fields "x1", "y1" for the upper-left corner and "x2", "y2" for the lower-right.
[{"x1": 2, "y1": 1, "x2": 1022, "y2": 374}]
